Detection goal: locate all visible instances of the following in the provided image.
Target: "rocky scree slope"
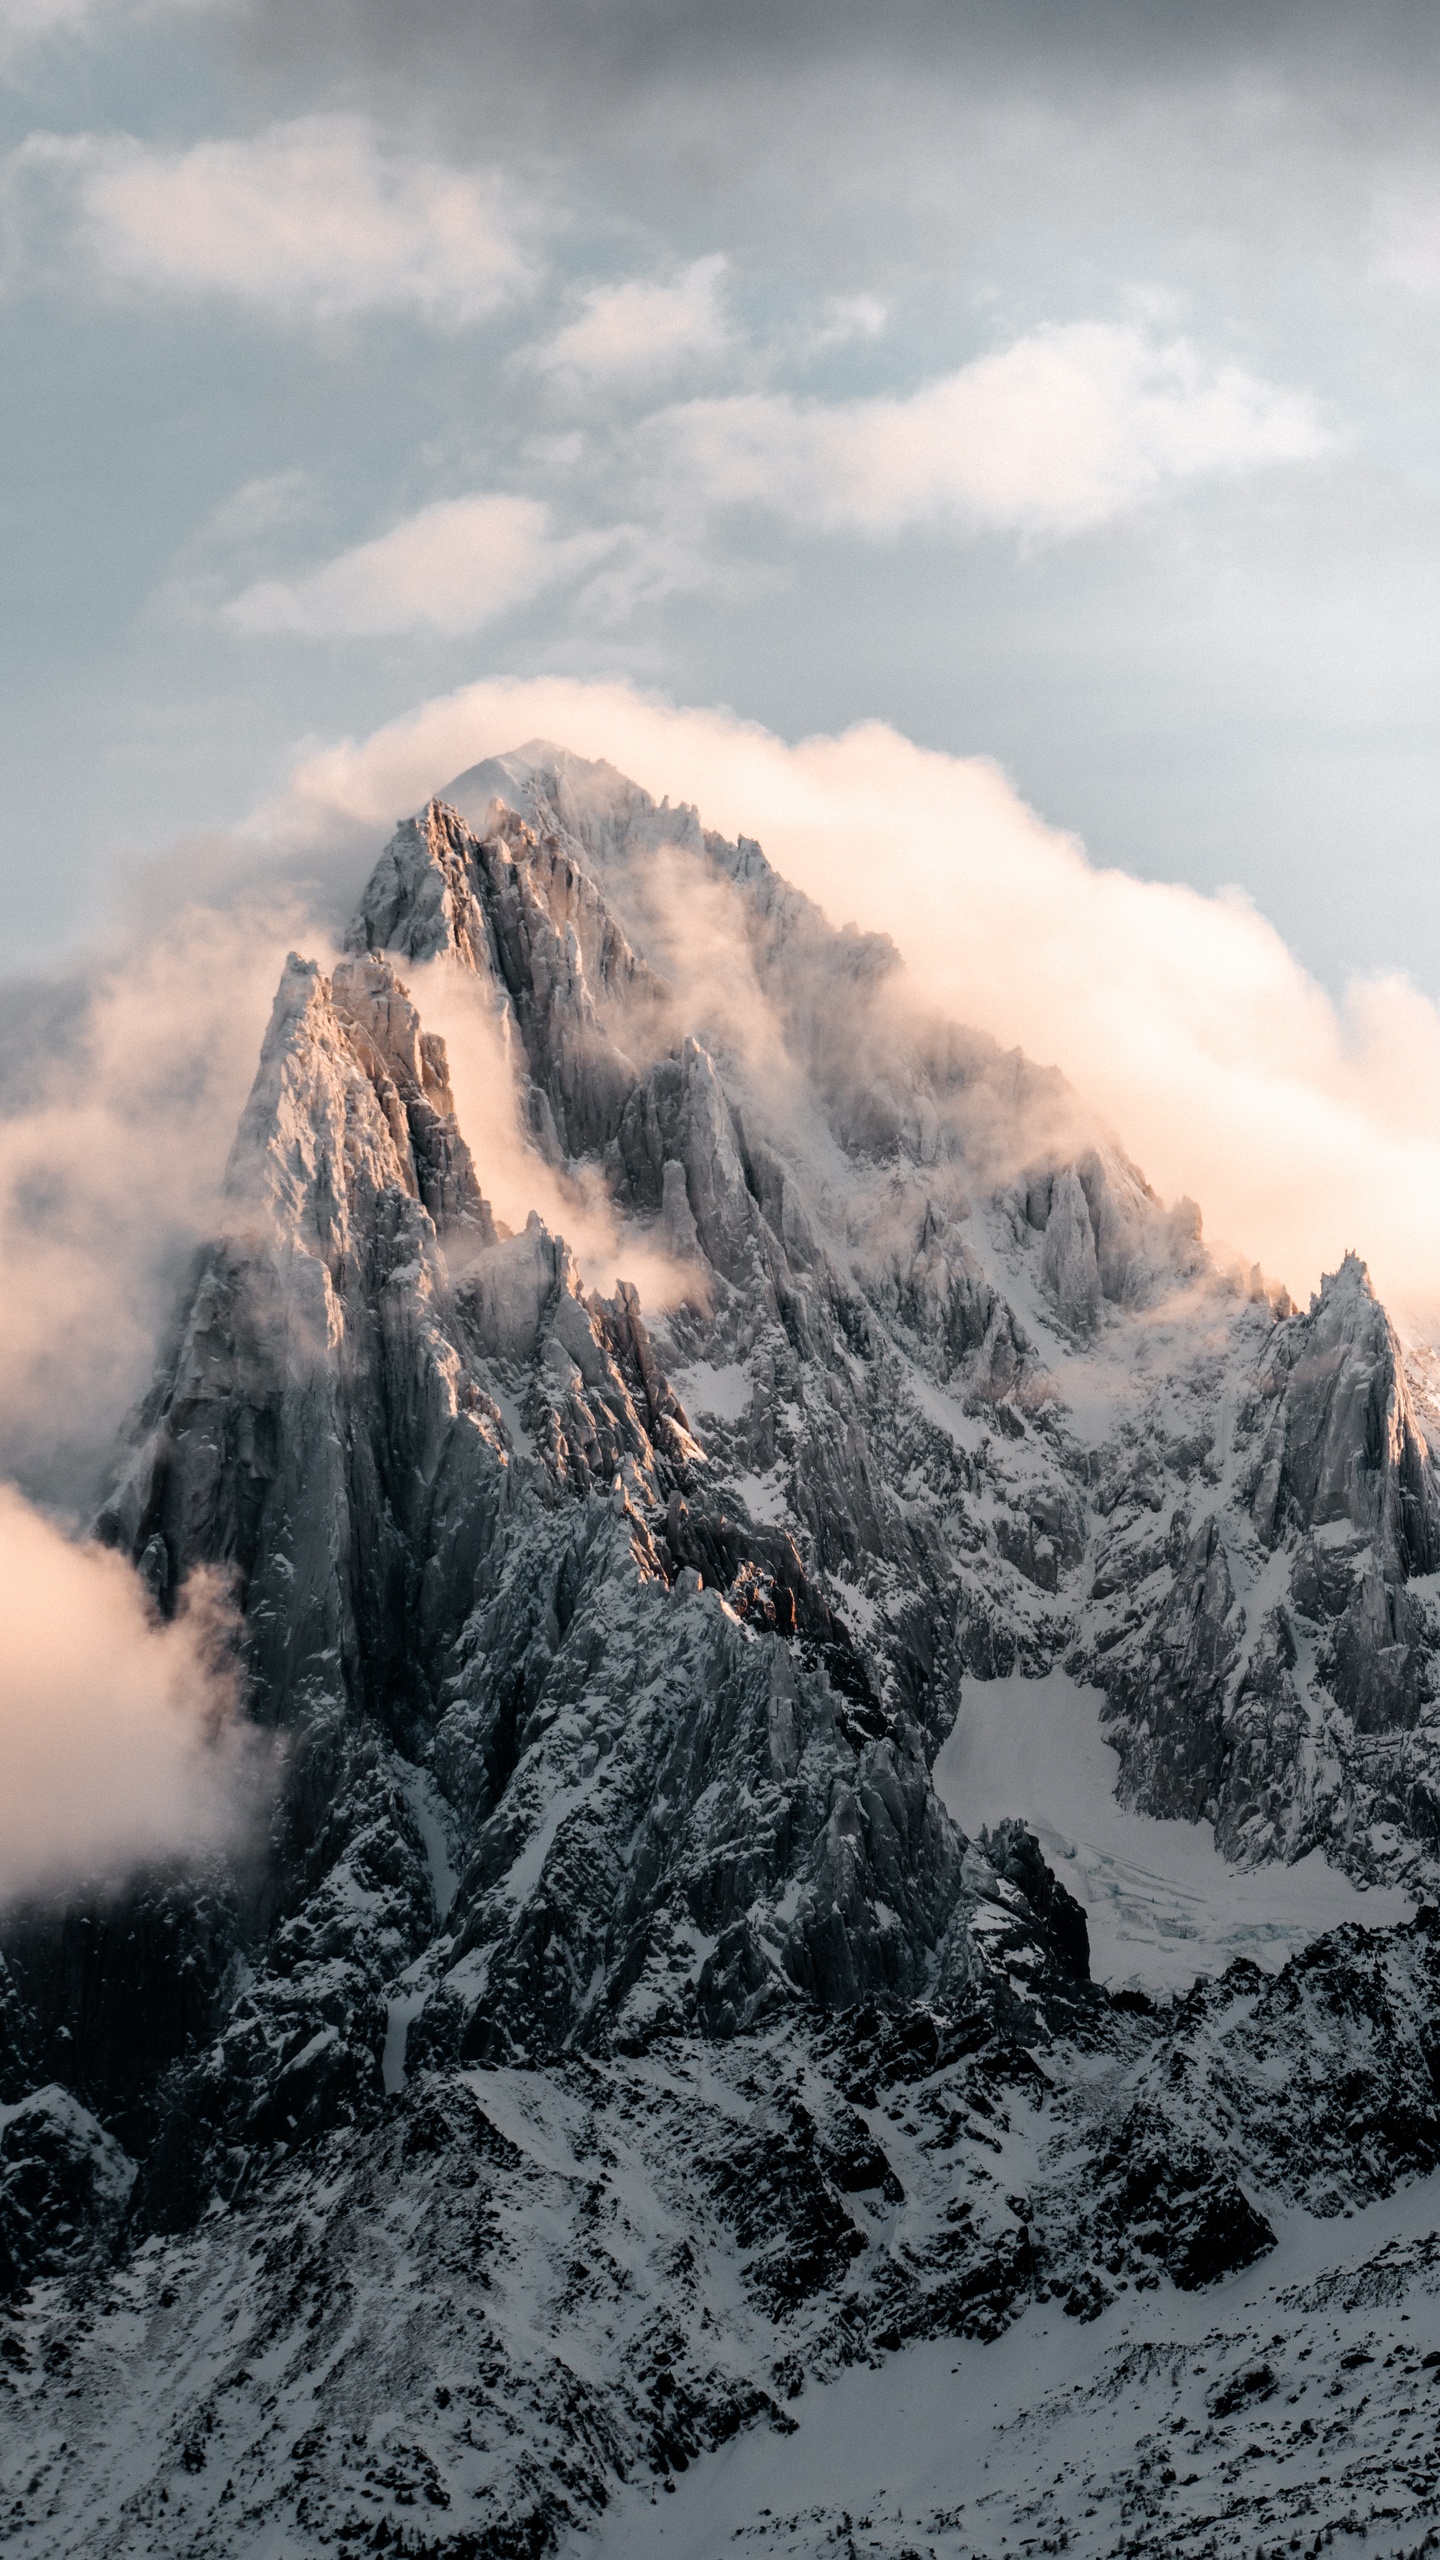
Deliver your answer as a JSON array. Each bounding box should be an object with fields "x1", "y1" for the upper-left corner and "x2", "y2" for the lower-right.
[{"x1": 4, "y1": 744, "x2": 1440, "y2": 2556}]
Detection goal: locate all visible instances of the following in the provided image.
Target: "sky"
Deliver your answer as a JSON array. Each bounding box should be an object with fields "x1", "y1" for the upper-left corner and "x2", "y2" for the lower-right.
[{"x1": 0, "y1": 1, "x2": 1437, "y2": 984}]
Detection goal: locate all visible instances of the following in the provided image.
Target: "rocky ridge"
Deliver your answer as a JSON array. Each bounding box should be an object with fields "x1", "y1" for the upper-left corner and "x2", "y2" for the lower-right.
[{"x1": 4, "y1": 744, "x2": 1440, "y2": 2556}]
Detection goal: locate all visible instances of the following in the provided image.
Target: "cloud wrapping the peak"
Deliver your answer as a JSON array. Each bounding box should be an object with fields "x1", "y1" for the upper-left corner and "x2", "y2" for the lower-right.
[
  {"x1": 8, "y1": 671, "x2": 1438, "y2": 1569},
  {"x1": 16, "y1": 116, "x2": 532, "y2": 326},
  {"x1": 269, "y1": 673, "x2": 1440, "y2": 1327},
  {"x1": 651, "y1": 322, "x2": 1328, "y2": 536}
]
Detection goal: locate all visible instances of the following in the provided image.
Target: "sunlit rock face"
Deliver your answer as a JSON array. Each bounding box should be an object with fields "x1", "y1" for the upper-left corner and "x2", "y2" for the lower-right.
[{"x1": 8, "y1": 742, "x2": 1440, "y2": 2557}]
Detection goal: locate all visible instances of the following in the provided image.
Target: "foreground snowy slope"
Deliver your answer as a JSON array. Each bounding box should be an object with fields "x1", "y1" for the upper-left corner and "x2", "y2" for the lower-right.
[
  {"x1": 5, "y1": 742, "x2": 1440, "y2": 2557},
  {"x1": 572, "y1": 2175, "x2": 1440, "y2": 2560}
]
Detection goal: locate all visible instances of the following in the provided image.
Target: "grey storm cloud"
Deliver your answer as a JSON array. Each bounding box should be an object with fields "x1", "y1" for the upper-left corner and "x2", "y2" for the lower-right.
[
  {"x1": 205, "y1": 0, "x2": 1440, "y2": 311},
  {"x1": 223, "y1": 0, "x2": 1440, "y2": 130}
]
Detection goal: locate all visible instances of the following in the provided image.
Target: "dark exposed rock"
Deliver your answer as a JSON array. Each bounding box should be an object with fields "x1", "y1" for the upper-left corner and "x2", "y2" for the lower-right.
[
  {"x1": 0, "y1": 1877, "x2": 242, "y2": 2156},
  {"x1": 1082, "y1": 2101, "x2": 1277, "y2": 2292},
  {"x1": 980, "y1": 1819, "x2": 1091, "y2": 1981},
  {"x1": 0, "y1": 2085, "x2": 134, "y2": 2292}
]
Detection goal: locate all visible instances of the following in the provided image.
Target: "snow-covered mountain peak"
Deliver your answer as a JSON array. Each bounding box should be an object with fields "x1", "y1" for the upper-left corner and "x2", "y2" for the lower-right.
[{"x1": 10, "y1": 742, "x2": 1440, "y2": 2558}]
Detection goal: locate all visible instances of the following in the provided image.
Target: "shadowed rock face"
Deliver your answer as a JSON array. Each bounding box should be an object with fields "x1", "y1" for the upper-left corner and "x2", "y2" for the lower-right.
[
  {"x1": 1098, "y1": 1252, "x2": 1440, "y2": 1851},
  {"x1": 0, "y1": 2086, "x2": 135, "y2": 2294},
  {"x1": 62, "y1": 862, "x2": 1042, "y2": 2166},
  {"x1": 1254, "y1": 1256, "x2": 1440, "y2": 1736},
  {"x1": 1253, "y1": 1253, "x2": 1440, "y2": 1577},
  {"x1": 9, "y1": 745, "x2": 1440, "y2": 2555},
  {"x1": 94, "y1": 950, "x2": 515, "y2": 1730}
]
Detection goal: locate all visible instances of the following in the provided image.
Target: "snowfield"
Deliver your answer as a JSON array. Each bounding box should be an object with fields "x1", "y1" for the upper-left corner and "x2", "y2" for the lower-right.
[{"x1": 935, "y1": 1667, "x2": 1413, "y2": 1994}]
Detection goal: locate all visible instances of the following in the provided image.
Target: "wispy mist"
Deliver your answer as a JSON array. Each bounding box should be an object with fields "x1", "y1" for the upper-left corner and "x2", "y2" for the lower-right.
[
  {"x1": 0, "y1": 897, "x2": 311, "y2": 1508},
  {"x1": 0, "y1": 1480, "x2": 265, "y2": 1903},
  {"x1": 408, "y1": 957, "x2": 702, "y2": 1313}
]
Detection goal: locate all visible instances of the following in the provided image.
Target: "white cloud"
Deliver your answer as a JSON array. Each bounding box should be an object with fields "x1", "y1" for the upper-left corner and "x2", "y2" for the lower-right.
[
  {"x1": 266, "y1": 672, "x2": 1440, "y2": 1332},
  {"x1": 224, "y1": 493, "x2": 616, "y2": 640},
  {"x1": 649, "y1": 321, "x2": 1327, "y2": 536},
  {"x1": 15, "y1": 115, "x2": 531, "y2": 326},
  {"x1": 0, "y1": 1480, "x2": 262, "y2": 1901},
  {"x1": 531, "y1": 253, "x2": 732, "y2": 382},
  {"x1": 806, "y1": 291, "x2": 888, "y2": 355},
  {"x1": 220, "y1": 315, "x2": 1318, "y2": 648}
]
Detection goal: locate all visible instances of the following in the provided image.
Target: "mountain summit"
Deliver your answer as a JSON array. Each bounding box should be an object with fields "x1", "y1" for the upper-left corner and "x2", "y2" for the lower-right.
[{"x1": 6, "y1": 747, "x2": 1440, "y2": 2557}]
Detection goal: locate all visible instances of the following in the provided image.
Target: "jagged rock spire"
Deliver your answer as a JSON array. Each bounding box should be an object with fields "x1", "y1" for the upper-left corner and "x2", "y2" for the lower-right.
[
  {"x1": 224, "y1": 949, "x2": 495, "y2": 1271},
  {"x1": 348, "y1": 796, "x2": 667, "y2": 1158}
]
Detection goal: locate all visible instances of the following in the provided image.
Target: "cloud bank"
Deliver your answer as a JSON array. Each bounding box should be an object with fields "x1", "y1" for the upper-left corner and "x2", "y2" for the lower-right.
[
  {"x1": 208, "y1": 316, "x2": 1328, "y2": 642},
  {"x1": 15, "y1": 116, "x2": 531, "y2": 326},
  {"x1": 225, "y1": 493, "x2": 615, "y2": 640},
  {"x1": 269, "y1": 672, "x2": 1440, "y2": 1330},
  {"x1": 0, "y1": 1480, "x2": 260, "y2": 1902},
  {"x1": 651, "y1": 323, "x2": 1329, "y2": 537}
]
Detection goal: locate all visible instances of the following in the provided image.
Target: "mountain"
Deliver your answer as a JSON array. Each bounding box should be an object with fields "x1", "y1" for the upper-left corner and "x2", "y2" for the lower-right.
[{"x1": 6, "y1": 743, "x2": 1440, "y2": 2559}]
